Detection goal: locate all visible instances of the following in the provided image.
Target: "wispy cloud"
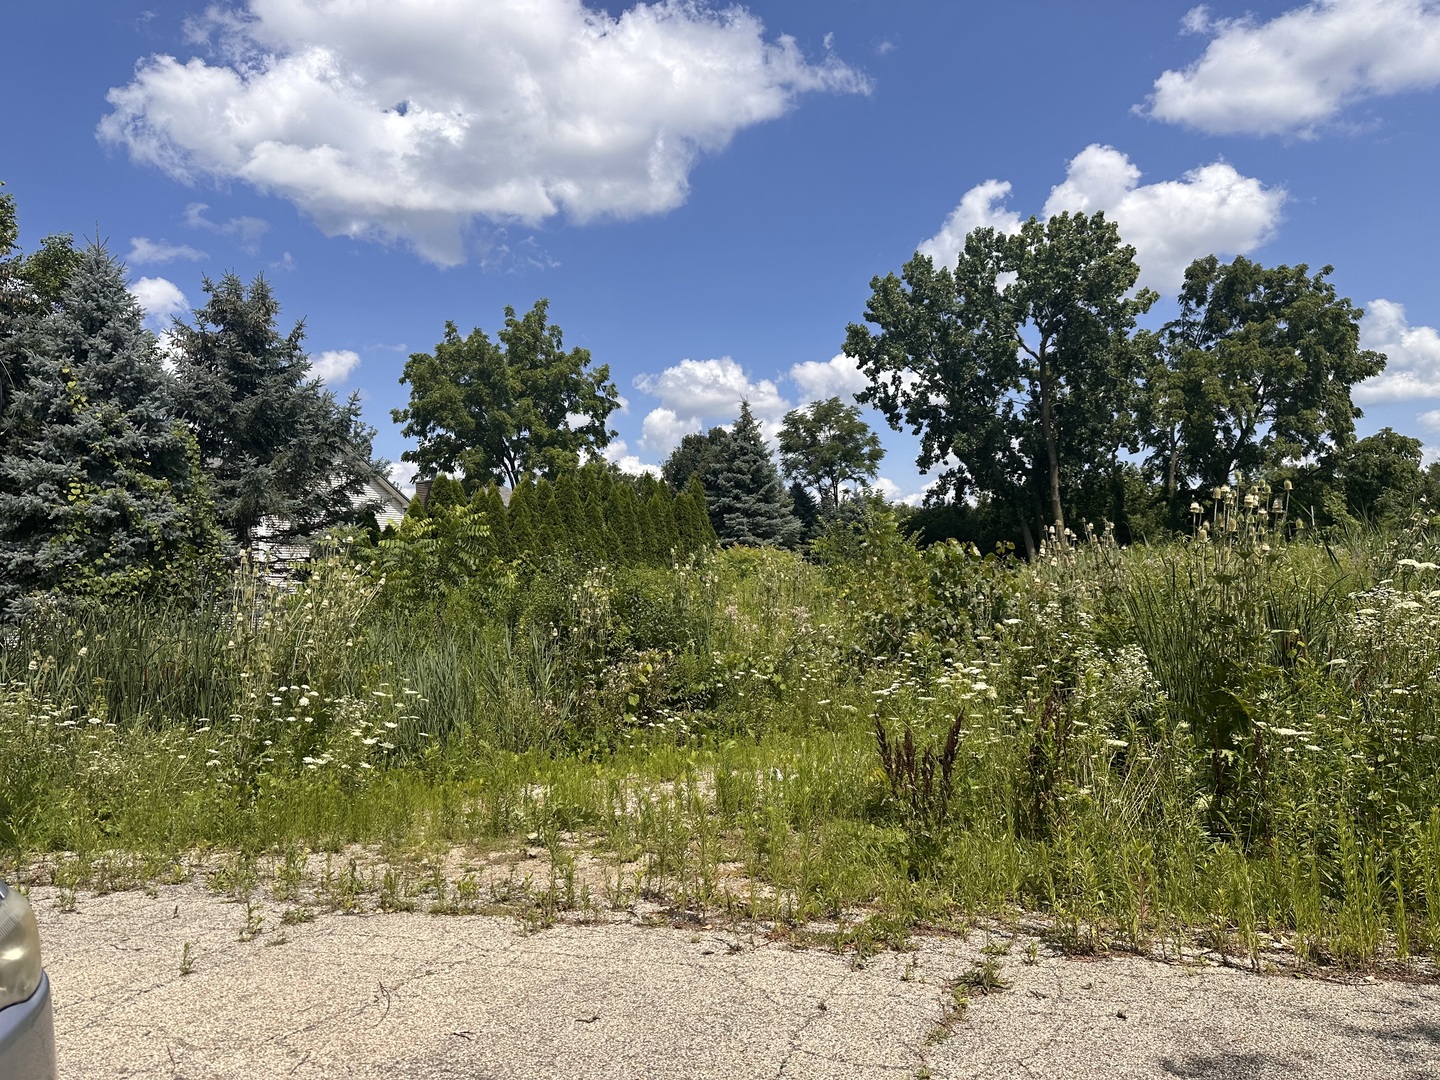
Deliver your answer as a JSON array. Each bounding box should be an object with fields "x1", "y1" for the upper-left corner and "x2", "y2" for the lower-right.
[
  {"x1": 127, "y1": 236, "x2": 206, "y2": 264},
  {"x1": 183, "y1": 202, "x2": 269, "y2": 253}
]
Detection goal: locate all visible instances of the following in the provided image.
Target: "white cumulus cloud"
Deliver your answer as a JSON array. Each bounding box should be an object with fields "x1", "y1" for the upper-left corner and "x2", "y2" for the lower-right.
[
  {"x1": 634, "y1": 356, "x2": 789, "y2": 419},
  {"x1": 387, "y1": 460, "x2": 418, "y2": 496},
  {"x1": 602, "y1": 439, "x2": 662, "y2": 477},
  {"x1": 99, "y1": 0, "x2": 869, "y2": 265},
  {"x1": 128, "y1": 275, "x2": 188, "y2": 331},
  {"x1": 639, "y1": 407, "x2": 699, "y2": 457},
  {"x1": 635, "y1": 356, "x2": 791, "y2": 455},
  {"x1": 874, "y1": 476, "x2": 932, "y2": 507},
  {"x1": 1355, "y1": 298, "x2": 1440, "y2": 401},
  {"x1": 916, "y1": 179, "x2": 1023, "y2": 264},
  {"x1": 1144, "y1": 0, "x2": 1440, "y2": 136},
  {"x1": 311, "y1": 349, "x2": 361, "y2": 384},
  {"x1": 789, "y1": 353, "x2": 869, "y2": 402},
  {"x1": 127, "y1": 237, "x2": 207, "y2": 264},
  {"x1": 919, "y1": 144, "x2": 1285, "y2": 294}
]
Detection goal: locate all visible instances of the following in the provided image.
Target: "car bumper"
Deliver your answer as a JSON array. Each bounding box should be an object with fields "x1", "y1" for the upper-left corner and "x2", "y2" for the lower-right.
[{"x1": 0, "y1": 972, "x2": 57, "y2": 1080}]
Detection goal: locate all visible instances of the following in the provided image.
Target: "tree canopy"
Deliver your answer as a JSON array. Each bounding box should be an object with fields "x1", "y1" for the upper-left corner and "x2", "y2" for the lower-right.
[
  {"x1": 1150, "y1": 255, "x2": 1385, "y2": 493},
  {"x1": 393, "y1": 299, "x2": 620, "y2": 488},
  {"x1": 777, "y1": 396, "x2": 883, "y2": 509},
  {"x1": 705, "y1": 402, "x2": 803, "y2": 547},
  {"x1": 168, "y1": 273, "x2": 382, "y2": 544},
  {"x1": 0, "y1": 244, "x2": 222, "y2": 612},
  {"x1": 846, "y1": 212, "x2": 1155, "y2": 551}
]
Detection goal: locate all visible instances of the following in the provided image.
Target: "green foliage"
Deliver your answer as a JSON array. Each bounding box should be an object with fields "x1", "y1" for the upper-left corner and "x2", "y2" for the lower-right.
[
  {"x1": 170, "y1": 272, "x2": 382, "y2": 543},
  {"x1": 0, "y1": 244, "x2": 225, "y2": 614},
  {"x1": 12, "y1": 522, "x2": 1440, "y2": 966},
  {"x1": 778, "y1": 396, "x2": 883, "y2": 508},
  {"x1": 1326, "y1": 427, "x2": 1428, "y2": 527},
  {"x1": 662, "y1": 427, "x2": 732, "y2": 492},
  {"x1": 0, "y1": 186, "x2": 81, "y2": 419},
  {"x1": 705, "y1": 402, "x2": 803, "y2": 547},
  {"x1": 372, "y1": 502, "x2": 500, "y2": 606},
  {"x1": 848, "y1": 212, "x2": 1155, "y2": 548},
  {"x1": 393, "y1": 299, "x2": 620, "y2": 487},
  {"x1": 1152, "y1": 255, "x2": 1385, "y2": 493},
  {"x1": 471, "y1": 484, "x2": 513, "y2": 560},
  {"x1": 424, "y1": 474, "x2": 467, "y2": 514}
]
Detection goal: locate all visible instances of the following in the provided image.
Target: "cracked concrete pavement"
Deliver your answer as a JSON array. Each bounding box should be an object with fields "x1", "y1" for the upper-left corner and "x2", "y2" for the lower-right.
[{"x1": 27, "y1": 884, "x2": 1440, "y2": 1079}]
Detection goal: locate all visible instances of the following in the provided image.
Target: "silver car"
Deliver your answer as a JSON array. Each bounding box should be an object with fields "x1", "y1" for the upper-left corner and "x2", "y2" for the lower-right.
[{"x1": 0, "y1": 880, "x2": 56, "y2": 1079}]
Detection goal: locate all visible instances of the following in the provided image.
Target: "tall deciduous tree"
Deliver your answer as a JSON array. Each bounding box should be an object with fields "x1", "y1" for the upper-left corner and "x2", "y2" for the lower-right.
[
  {"x1": 777, "y1": 396, "x2": 883, "y2": 508},
  {"x1": 1152, "y1": 255, "x2": 1386, "y2": 492},
  {"x1": 0, "y1": 244, "x2": 223, "y2": 612},
  {"x1": 169, "y1": 273, "x2": 381, "y2": 543},
  {"x1": 706, "y1": 402, "x2": 803, "y2": 547},
  {"x1": 846, "y1": 212, "x2": 1155, "y2": 551},
  {"x1": 394, "y1": 299, "x2": 620, "y2": 488},
  {"x1": 661, "y1": 427, "x2": 733, "y2": 493}
]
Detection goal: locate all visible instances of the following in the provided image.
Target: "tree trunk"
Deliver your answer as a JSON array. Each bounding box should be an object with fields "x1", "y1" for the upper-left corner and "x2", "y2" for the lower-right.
[
  {"x1": 1165, "y1": 426, "x2": 1179, "y2": 498},
  {"x1": 1019, "y1": 514, "x2": 1036, "y2": 558},
  {"x1": 1037, "y1": 353, "x2": 1066, "y2": 541}
]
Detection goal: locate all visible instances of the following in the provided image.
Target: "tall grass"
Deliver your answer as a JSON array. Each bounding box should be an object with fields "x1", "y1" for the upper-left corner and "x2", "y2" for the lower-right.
[{"x1": 6, "y1": 514, "x2": 1440, "y2": 966}]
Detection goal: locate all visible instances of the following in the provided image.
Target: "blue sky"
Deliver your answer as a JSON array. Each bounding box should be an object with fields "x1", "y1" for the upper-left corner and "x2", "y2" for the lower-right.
[{"x1": 4, "y1": 0, "x2": 1440, "y2": 500}]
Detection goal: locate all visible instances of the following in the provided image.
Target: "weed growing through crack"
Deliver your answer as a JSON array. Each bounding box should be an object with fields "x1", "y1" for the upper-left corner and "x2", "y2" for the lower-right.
[{"x1": 239, "y1": 897, "x2": 264, "y2": 941}]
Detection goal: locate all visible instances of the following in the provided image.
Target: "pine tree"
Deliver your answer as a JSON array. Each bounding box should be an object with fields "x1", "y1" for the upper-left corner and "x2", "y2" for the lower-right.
[
  {"x1": 706, "y1": 402, "x2": 803, "y2": 547},
  {"x1": 169, "y1": 272, "x2": 382, "y2": 544},
  {"x1": 0, "y1": 244, "x2": 223, "y2": 611}
]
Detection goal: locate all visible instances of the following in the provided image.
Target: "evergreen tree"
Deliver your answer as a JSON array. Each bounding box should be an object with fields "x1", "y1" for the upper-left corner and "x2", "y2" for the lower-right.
[
  {"x1": 706, "y1": 402, "x2": 803, "y2": 547},
  {"x1": 686, "y1": 475, "x2": 719, "y2": 549},
  {"x1": 507, "y1": 477, "x2": 538, "y2": 555},
  {"x1": 169, "y1": 272, "x2": 383, "y2": 544},
  {"x1": 0, "y1": 244, "x2": 223, "y2": 612},
  {"x1": 789, "y1": 480, "x2": 821, "y2": 541},
  {"x1": 425, "y1": 474, "x2": 467, "y2": 513},
  {"x1": 532, "y1": 477, "x2": 560, "y2": 556},
  {"x1": 578, "y1": 464, "x2": 619, "y2": 558},
  {"x1": 1, "y1": 184, "x2": 82, "y2": 424},
  {"x1": 472, "y1": 484, "x2": 514, "y2": 561},
  {"x1": 671, "y1": 486, "x2": 707, "y2": 556},
  {"x1": 551, "y1": 470, "x2": 589, "y2": 554},
  {"x1": 610, "y1": 481, "x2": 645, "y2": 564},
  {"x1": 643, "y1": 488, "x2": 680, "y2": 563}
]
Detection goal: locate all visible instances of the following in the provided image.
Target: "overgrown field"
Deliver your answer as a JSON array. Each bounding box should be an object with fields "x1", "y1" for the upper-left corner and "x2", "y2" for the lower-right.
[{"x1": 6, "y1": 514, "x2": 1440, "y2": 969}]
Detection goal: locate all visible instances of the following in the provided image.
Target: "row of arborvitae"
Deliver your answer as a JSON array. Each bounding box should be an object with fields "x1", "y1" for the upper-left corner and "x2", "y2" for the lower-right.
[{"x1": 378, "y1": 464, "x2": 717, "y2": 591}]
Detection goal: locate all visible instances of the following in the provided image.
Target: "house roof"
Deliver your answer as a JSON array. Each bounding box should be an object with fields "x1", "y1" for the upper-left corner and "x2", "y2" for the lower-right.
[{"x1": 367, "y1": 471, "x2": 411, "y2": 511}]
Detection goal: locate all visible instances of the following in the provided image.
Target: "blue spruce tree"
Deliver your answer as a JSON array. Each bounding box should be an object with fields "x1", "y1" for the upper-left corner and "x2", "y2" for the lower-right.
[
  {"x1": 706, "y1": 402, "x2": 802, "y2": 547},
  {"x1": 0, "y1": 244, "x2": 222, "y2": 613}
]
